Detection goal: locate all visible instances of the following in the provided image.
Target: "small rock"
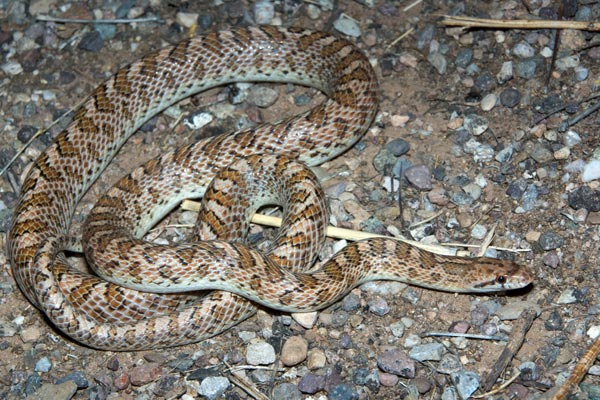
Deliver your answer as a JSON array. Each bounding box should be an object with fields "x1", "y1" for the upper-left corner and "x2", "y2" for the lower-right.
[
  {"x1": 530, "y1": 143, "x2": 553, "y2": 163},
  {"x1": 253, "y1": 0, "x2": 274, "y2": 25},
  {"x1": 298, "y1": 373, "x2": 326, "y2": 394},
  {"x1": 404, "y1": 165, "x2": 432, "y2": 190},
  {"x1": 246, "y1": 341, "x2": 276, "y2": 365},
  {"x1": 582, "y1": 160, "x2": 600, "y2": 182},
  {"x1": 307, "y1": 348, "x2": 326, "y2": 370},
  {"x1": 438, "y1": 354, "x2": 462, "y2": 374},
  {"x1": 333, "y1": 15, "x2": 361, "y2": 37},
  {"x1": 247, "y1": 86, "x2": 279, "y2": 108},
  {"x1": 281, "y1": 336, "x2": 308, "y2": 366},
  {"x1": 198, "y1": 376, "x2": 230, "y2": 400},
  {"x1": 554, "y1": 147, "x2": 570, "y2": 160},
  {"x1": 497, "y1": 61, "x2": 513, "y2": 83},
  {"x1": 538, "y1": 232, "x2": 564, "y2": 250},
  {"x1": 389, "y1": 321, "x2": 406, "y2": 338},
  {"x1": 77, "y1": 31, "x2": 103, "y2": 52},
  {"x1": 377, "y1": 349, "x2": 415, "y2": 378},
  {"x1": 386, "y1": 138, "x2": 410, "y2": 156},
  {"x1": 35, "y1": 357, "x2": 52, "y2": 373},
  {"x1": 175, "y1": 12, "x2": 199, "y2": 28},
  {"x1": 451, "y1": 370, "x2": 480, "y2": 400},
  {"x1": 291, "y1": 312, "x2": 318, "y2": 329},
  {"x1": 328, "y1": 383, "x2": 359, "y2": 400},
  {"x1": 26, "y1": 381, "x2": 77, "y2": 400},
  {"x1": 428, "y1": 52, "x2": 447, "y2": 74},
  {"x1": 368, "y1": 296, "x2": 390, "y2": 316},
  {"x1": 272, "y1": 382, "x2": 302, "y2": 400},
  {"x1": 499, "y1": 88, "x2": 521, "y2": 108},
  {"x1": 497, "y1": 301, "x2": 541, "y2": 320},
  {"x1": 480, "y1": 93, "x2": 497, "y2": 111},
  {"x1": 409, "y1": 343, "x2": 444, "y2": 362},
  {"x1": 390, "y1": 114, "x2": 410, "y2": 128},
  {"x1": 515, "y1": 59, "x2": 538, "y2": 79},
  {"x1": 55, "y1": 371, "x2": 89, "y2": 389},
  {"x1": 563, "y1": 130, "x2": 582, "y2": 147},
  {"x1": 556, "y1": 288, "x2": 578, "y2": 304},
  {"x1": 129, "y1": 363, "x2": 162, "y2": 386},
  {"x1": 470, "y1": 224, "x2": 487, "y2": 240},
  {"x1": 513, "y1": 41, "x2": 535, "y2": 58},
  {"x1": 568, "y1": 186, "x2": 600, "y2": 212},
  {"x1": 463, "y1": 114, "x2": 488, "y2": 136}
]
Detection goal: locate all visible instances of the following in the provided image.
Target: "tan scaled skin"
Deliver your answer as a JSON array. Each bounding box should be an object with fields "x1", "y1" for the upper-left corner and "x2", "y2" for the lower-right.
[{"x1": 7, "y1": 26, "x2": 532, "y2": 350}]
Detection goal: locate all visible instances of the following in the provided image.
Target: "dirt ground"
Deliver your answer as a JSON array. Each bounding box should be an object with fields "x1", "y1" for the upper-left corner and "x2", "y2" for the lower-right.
[{"x1": 0, "y1": 0, "x2": 599, "y2": 399}]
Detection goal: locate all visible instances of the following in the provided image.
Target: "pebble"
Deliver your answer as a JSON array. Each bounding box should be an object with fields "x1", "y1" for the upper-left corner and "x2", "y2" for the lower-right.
[
  {"x1": 272, "y1": 382, "x2": 302, "y2": 400},
  {"x1": 129, "y1": 363, "x2": 162, "y2": 386},
  {"x1": 77, "y1": 31, "x2": 103, "y2": 52},
  {"x1": 542, "y1": 252, "x2": 560, "y2": 268},
  {"x1": 291, "y1": 312, "x2": 318, "y2": 329},
  {"x1": 462, "y1": 183, "x2": 481, "y2": 201},
  {"x1": 34, "y1": 357, "x2": 52, "y2": 373},
  {"x1": 198, "y1": 376, "x2": 230, "y2": 400},
  {"x1": 455, "y1": 48, "x2": 473, "y2": 68},
  {"x1": 281, "y1": 336, "x2": 308, "y2": 366},
  {"x1": 404, "y1": 165, "x2": 432, "y2": 190},
  {"x1": 568, "y1": 186, "x2": 600, "y2": 212},
  {"x1": 470, "y1": 224, "x2": 487, "y2": 240},
  {"x1": 563, "y1": 130, "x2": 582, "y2": 147},
  {"x1": 246, "y1": 341, "x2": 276, "y2": 365},
  {"x1": 495, "y1": 145, "x2": 513, "y2": 163},
  {"x1": 184, "y1": 111, "x2": 213, "y2": 130},
  {"x1": 499, "y1": 88, "x2": 521, "y2": 108},
  {"x1": 451, "y1": 370, "x2": 480, "y2": 399},
  {"x1": 463, "y1": 114, "x2": 488, "y2": 136},
  {"x1": 253, "y1": 0, "x2": 274, "y2": 25},
  {"x1": 513, "y1": 41, "x2": 535, "y2": 58},
  {"x1": 376, "y1": 349, "x2": 415, "y2": 378},
  {"x1": 26, "y1": 381, "x2": 77, "y2": 400},
  {"x1": 328, "y1": 383, "x2": 359, "y2": 400},
  {"x1": 515, "y1": 59, "x2": 538, "y2": 79},
  {"x1": 530, "y1": 143, "x2": 553, "y2": 163},
  {"x1": 554, "y1": 146, "x2": 570, "y2": 160},
  {"x1": 556, "y1": 288, "x2": 578, "y2": 304},
  {"x1": 247, "y1": 86, "x2": 278, "y2": 108},
  {"x1": 409, "y1": 343, "x2": 444, "y2": 362},
  {"x1": 438, "y1": 354, "x2": 462, "y2": 375},
  {"x1": 367, "y1": 296, "x2": 390, "y2": 316},
  {"x1": 175, "y1": 12, "x2": 198, "y2": 28},
  {"x1": 341, "y1": 293, "x2": 361, "y2": 311},
  {"x1": 2, "y1": 60, "x2": 23, "y2": 75},
  {"x1": 298, "y1": 373, "x2": 326, "y2": 394},
  {"x1": 333, "y1": 15, "x2": 361, "y2": 37},
  {"x1": 480, "y1": 93, "x2": 497, "y2": 111},
  {"x1": 307, "y1": 348, "x2": 326, "y2": 370},
  {"x1": 372, "y1": 148, "x2": 395, "y2": 173},
  {"x1": 55, "y1": 371, "x2": 89, "y2": 389},
  {"x1": 428, "y1": 52, "x2": 447, "y2": 74},
  {"x1": 519, "y1": 361, "x2": 541, "y2": 381},
  {"x1": 538, "y1": 231, "x2": 564, "y2": 250},
  {"x1": 497, "y1": 300, "x2": 541, "y2": 320},
  {"x1": 389, "y1": 114, "x2": 410, "y2": 128},
  {"x1": 582, "y1": 160, "x2": 600, "y2": 182},
  {"x1": 385, "y1": 138, "x2": 410, "y2": 156},
  {"x1": 574, "y1": 65, "x2": 589, "y2": 81},
  {"x1": 497, "y1": 61, "x2": 513, "y2": 83},
  {"x1": 463, "y1": 139, "x2": 494, "y2": 162}
]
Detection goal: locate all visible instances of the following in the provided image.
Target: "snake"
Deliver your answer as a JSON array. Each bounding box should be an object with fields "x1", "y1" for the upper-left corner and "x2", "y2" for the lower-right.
[{"x1": 6, "y1": 26, "x2": 533, "y2": 351}]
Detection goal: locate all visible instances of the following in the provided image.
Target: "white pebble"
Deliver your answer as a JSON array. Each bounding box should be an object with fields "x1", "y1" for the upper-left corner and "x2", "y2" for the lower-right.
[{"x1": 582, "y1": 160, "x2": 600, "y2": 182}]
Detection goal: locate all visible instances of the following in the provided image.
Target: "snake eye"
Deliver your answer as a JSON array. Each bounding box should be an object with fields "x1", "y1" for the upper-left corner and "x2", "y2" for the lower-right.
[{"x1": 496, "y1": 275, "x2": 507, "y2": 285}]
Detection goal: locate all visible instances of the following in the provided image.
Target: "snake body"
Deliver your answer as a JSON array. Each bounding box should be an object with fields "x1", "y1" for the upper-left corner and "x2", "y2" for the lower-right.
[{"x1": 7, "y1": 26, "x2": 532, "y2": 350}]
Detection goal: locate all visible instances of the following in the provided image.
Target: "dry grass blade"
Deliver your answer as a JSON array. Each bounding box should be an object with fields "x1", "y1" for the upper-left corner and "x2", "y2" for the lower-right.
[{"x1": 441, "y1": 15, "x2": 600, "y2": 31}]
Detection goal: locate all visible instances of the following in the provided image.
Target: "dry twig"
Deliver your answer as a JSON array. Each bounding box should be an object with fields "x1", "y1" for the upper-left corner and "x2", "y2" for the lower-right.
[{"x1": 441, "y1": 15, "x2": 600, "y2": 31}]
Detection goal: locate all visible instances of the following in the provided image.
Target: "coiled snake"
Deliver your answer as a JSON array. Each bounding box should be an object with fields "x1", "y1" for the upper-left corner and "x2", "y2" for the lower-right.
[{"x1": 7, "y1": 26, "x2": 533, "y2": 350}]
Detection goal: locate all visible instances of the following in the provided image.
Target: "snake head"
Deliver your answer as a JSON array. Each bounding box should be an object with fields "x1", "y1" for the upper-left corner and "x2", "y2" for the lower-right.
[{"x1": 470, "y1": 259, "x2": 534, "y2": 292}]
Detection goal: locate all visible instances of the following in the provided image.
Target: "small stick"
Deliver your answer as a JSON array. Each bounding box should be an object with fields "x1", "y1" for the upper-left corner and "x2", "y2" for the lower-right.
[
  {"x1": 424, "y1": 332, "x2": 507, "y2": 341},
  {"x1": 441, "y1": 15, "x2": 600, "y2": 32},
  {"x1": 477, "y1": 223, "x2": 496, "y2": 257},
  {"x1": 473, "y1": 370, "x2": 521, "y2": 398},
  {"x1": 385, "y1": 27, "x2": 415, "y2": 50},
  {"x1": 543, "y1": 336, "x2": 600, "y2": 400},
  {"x1": 36, "y1": 15, "x2": 161, "y2": 24},
  {"x1": 558, "y1": 99, "x2": 600, "y2": 132},
  {"x1": 482, "y1": 308, "x2": 538, "y2": 391},
  {"x1": 181, "y1": 199, "x2": 459, "y2": 256}
]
